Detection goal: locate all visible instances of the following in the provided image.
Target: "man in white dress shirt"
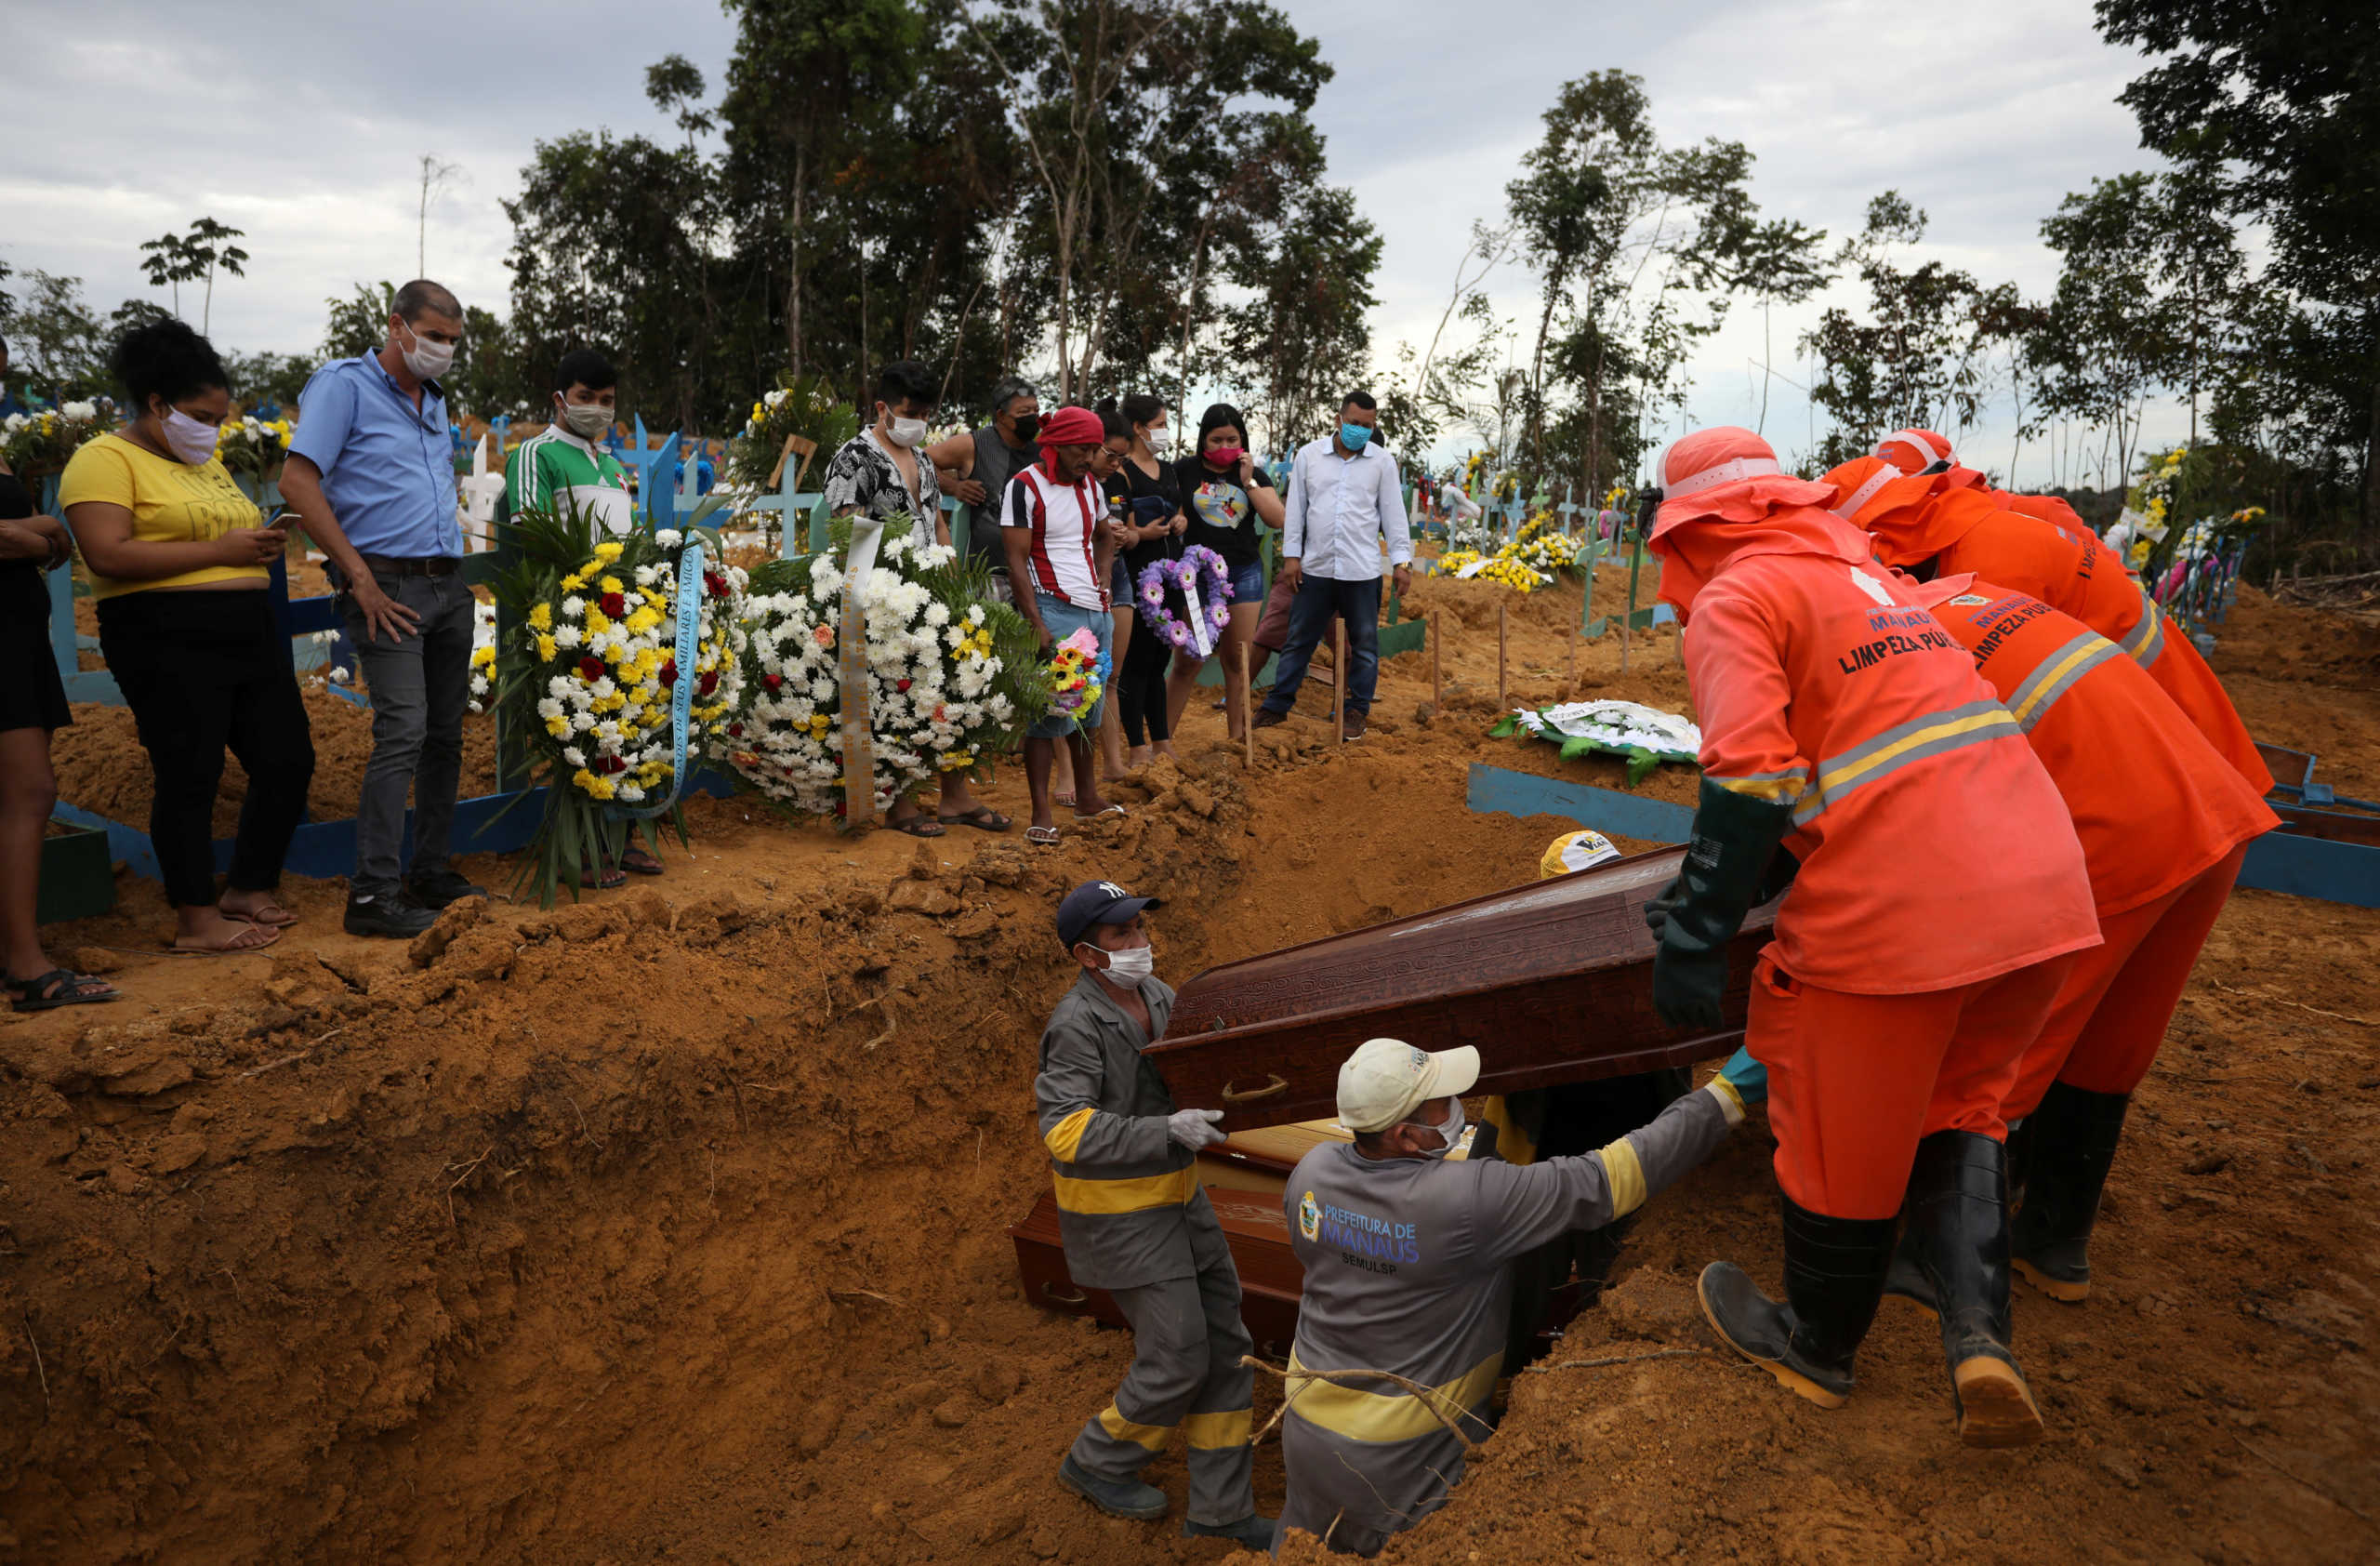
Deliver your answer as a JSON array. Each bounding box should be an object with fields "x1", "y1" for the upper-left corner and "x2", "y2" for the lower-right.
[{"x1": 1255, "y1": 392, "x2": 1412, "y2": 741}]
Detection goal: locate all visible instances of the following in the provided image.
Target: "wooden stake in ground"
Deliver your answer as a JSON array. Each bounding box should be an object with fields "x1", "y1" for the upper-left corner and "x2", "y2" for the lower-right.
[
  {"x1": 1237, "y1": 639, "x2": 1254, "y2": 769},
  {"x1": 1333, "y1": 619, "x2": 1348, "y2": 740},
  {"x1": 1567, "y1": 623, "x2": 1578, "y2": 688},
  {"x1": 1429, "y1": 614, "x2": 1442, "y2": 710},
  {"x1": 1498, "y1": 602, "x2": 1508, "y2": 708}
]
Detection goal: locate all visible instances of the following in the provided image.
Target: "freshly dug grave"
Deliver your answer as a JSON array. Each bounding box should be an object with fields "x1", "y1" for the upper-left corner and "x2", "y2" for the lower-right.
[{"x1": 4, "y1": 573, "x2": 2375, "y2": 1564}]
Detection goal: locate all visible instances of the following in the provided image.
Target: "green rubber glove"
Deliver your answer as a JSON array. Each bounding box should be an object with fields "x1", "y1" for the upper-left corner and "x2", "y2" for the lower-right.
[
  {"x1": 1647, "y1": 778, "x2": 1797, "y2": 1032},
  {"x1": 1718, "y1": 1044, "x2": 1768, "y2": 1104}
]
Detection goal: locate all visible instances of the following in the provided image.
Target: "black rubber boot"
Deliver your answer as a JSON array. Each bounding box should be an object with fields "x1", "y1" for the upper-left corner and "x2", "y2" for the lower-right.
[
  {"x1": 2010, "y1": 1082, "x2": 2132, "y2": 1304},
  {"x1": 1907, "y1": 1131, "x2": 2043, "y2": 1447},
  {"x1": 1882, "y1": 1218, "x2": 1937, "y2": 1318},
  {"x1": 1698, "y1": 1197, "x2": 1897, "y2": 1409}
]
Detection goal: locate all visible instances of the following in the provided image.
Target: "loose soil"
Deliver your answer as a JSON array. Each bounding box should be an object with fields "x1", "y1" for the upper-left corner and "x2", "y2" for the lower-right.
[{"x1": 4, "y1": 564, "x2": 2374, "y2": 1565}]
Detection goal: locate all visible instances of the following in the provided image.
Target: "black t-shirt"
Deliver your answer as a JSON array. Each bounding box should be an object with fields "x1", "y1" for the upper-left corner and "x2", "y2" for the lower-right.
[
  {"x1": 1117, "y1": 456, "x2": 1183, "y2": 578},
  {"x1": 1174, "y1": 457, "x2": 1273, "y2": 571}
]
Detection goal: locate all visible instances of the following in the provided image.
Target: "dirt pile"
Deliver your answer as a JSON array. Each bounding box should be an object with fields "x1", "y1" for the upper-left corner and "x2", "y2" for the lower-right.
[{"x1": 5, "y1": 567, "x2": 2376, "y2": 1564}]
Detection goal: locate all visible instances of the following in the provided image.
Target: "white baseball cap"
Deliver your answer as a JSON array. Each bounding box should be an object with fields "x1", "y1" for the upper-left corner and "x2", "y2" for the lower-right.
[{"x1": 1336, "y1": 1037, "x2": 1482, "y2": 1135}]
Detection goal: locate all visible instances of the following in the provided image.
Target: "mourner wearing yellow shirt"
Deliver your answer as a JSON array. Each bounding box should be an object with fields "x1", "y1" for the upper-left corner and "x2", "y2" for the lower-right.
[{"x1": 59, "y1": 320, "x2": 314, "y2": 954}]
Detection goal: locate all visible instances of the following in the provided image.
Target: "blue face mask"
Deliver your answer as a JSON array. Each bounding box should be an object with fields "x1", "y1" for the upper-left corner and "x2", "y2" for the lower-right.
[{"x1": 1339, "y1": 421, "x2": 1372, "y2": 452}]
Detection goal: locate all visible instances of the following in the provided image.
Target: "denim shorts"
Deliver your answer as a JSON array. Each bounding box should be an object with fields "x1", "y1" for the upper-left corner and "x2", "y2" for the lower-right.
[
  {"x1": 1230, "y1": 558, "x2": 1264, "y2": 605},
  {"x1": 1028, "y1": 591, "x2": 1112, "y2": 739},
  {"x1": 1111, "y1": 555, "x2": 1132, "y2": 605}
]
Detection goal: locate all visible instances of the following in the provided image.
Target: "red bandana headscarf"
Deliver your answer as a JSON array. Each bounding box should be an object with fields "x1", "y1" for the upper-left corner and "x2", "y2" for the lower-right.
[{"x1": 1035, "y1": 405, "x2": 1107, "y2": 483}]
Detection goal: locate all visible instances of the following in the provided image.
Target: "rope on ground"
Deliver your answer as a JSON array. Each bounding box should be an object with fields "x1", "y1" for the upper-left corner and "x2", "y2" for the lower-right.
[
  {"x1": 1239, "y1": 1355, "x2": 1488, "y2": 1454},
  {"x1": 2206, "y1": 979, "x2": 2375, "y2": 1029},
  {"x1": 1521, "y1": 1347, "x2": 1712, "y2": 1375},
  {"x1": 2237, "y1": 1438, "x2": 2376, "y2": 1528}
]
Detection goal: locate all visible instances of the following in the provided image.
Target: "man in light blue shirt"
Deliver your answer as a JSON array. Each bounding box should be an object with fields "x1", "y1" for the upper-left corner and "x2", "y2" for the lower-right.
[
  {"x1": 1256, "y1": 392, "x2": 1412, "y2": 741},
  {"x1": 281, "y1": 279, "x2": 481, "y2": 938}
]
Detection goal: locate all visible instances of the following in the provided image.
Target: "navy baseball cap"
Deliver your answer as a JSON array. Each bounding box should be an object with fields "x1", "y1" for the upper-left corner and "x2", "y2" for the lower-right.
[{"x1": 1056, "y1": 879, "x2": 1162, "y2": 950}]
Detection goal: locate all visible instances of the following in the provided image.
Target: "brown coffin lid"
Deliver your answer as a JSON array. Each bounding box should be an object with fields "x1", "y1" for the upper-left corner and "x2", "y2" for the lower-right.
[{"x1": 1150, "y1": 844, "x2": 1778, "y2": 1131}]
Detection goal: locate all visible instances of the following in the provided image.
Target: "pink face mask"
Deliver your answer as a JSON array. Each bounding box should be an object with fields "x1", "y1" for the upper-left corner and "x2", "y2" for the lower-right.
[{"x1": 1205, "y1": 445, "x2": 1246, "y2": 469}]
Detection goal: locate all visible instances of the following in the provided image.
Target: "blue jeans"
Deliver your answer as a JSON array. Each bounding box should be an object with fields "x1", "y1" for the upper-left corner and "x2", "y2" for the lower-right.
[
  {"x1": 1263, "y1": 574, "x2": 1382, "y2": 717},
  {"x1": 1028, "y1": 591, "x2": 1112, "y2": 739},
  {"x1": 337, "y1": 566, "x2": 476, "y2": 894},
  {"x1": 1229, "y1": 557, "x2": 1264, "y2": 606}
]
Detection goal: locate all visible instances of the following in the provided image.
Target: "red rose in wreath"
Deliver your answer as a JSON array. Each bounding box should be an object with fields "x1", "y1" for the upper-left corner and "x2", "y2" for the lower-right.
[
  {"x1": 762, "y1": 673, "x2": 784, "y2": 693},
  {"x1": 660, "y1": 658, "x2": 680, "y2": 686},
  {"x1": 697, "y1": 670, "x2": 720, "y2": 696},
  {"x1": 577, "y1": 656, "x2": 606, "y2": 681}
]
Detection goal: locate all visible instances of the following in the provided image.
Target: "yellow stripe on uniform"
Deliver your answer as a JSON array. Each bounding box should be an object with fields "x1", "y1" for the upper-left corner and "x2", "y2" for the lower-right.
[
  {"x1": 1707, "y1": 766, "x2": 1810, "y2": 804},
  {"x1": 1043, "y1": 1107, "x2": 1097, "y2": 1162},
  {"x1": 1051, "y1": 1165, "x2": 1199, "y2": 1215},
  {"x1": 1702, "y1": 1077, "x2": 1747, "y2": 1126},
  {"x1": 1183, "y1": 1409, "x2": 1252, "y2": 1450},
  {"x1": 1794, "y1": 702, "x2": 2018, "y2": 826},
  {"x1": 1097, "y1": 1404, "x2": 1174, "y2": 1451},
  {"x1": 1600, "y1": 1135, "x2": 1648, "y2": 1218},
  {"x1": 1284, "y1": 1350, "x2": 1501, "y2": 1445},
  {"x1": 2120, "y1": 585, "x2": 2166, "y2": 669}
]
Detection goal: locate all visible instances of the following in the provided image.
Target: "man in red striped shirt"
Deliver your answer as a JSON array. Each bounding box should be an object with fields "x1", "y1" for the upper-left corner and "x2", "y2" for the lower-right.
[{"x1": 1002, "y1": 405, "x2": 1127, "y2": 843}]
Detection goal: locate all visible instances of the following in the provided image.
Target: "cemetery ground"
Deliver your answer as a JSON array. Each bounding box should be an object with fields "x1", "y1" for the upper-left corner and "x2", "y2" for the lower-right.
[{"x1": 4, "y1": 573, "x2": 2377, "y2": 1564}]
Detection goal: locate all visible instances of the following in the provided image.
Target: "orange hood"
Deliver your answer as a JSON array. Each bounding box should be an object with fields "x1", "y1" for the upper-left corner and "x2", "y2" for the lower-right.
[{"x1": 1822, "y1": 456, "x2": 2005, "y2": 569}]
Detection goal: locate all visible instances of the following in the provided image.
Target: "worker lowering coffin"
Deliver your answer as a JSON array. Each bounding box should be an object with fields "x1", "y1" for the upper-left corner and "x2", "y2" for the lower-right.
[
  {"x1": 1276, "y1": 1037, "x2": 1756, "y2": 1557},
  {"x1": 1888, "y1": 579, "x2": 2278, "y2": 1305},
  {"x1": 1644, "y1": 427, "x2": 2101, "y2": 1448},
  {"x1": 1824, "y1": 436, "x2": 2272, "y2": 794},
  {"x1": 1874, "y1": 427, "x2": 2093, "y2": 536},
  {"x1": 1033, "y1": 880, "x2": 1273, "y2": 1549}
]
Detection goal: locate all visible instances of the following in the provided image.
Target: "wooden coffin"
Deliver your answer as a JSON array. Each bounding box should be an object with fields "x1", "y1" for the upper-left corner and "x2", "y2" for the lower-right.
[
  {"x1": 1009, "y1": 1187, "x2": 1305, "y2": 1355},
  {"x1": 1150, "y1": 844, "x2": 1778, "y2": 1132}
]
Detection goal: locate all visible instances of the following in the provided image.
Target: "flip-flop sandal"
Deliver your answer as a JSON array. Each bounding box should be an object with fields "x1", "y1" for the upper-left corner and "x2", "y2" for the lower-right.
[
  {"x1": 1053, "y1": 790, "x2": 1076, "y2": 808},
  {"x1": 1025, "y1": 825, "x2": 1063, "y2": 845},
  {"x1": 890, "y1": 816, "x2": 947, "y2": 838},
  {"x1": 579, "y1": 864, "x2": 629, "y2": 890},
  {"x1": 1075, "y1": 804, "x2": 1126, "y2": 822},
  {"x1": 172, "y1": 922, "x2": 283, "y2": 954},
  {"x1": 5, "y1": 969, "x2": 123, "y2": 1013},
  {"x1": 937, "y1": 807, "x2": 1012, "y2": 833},
  {"x1": 221, "y1": 901, "x2": 300, "y2": 928},
  {"x1": 621, "y1": 847, "x2": 665, "y2": 874}
]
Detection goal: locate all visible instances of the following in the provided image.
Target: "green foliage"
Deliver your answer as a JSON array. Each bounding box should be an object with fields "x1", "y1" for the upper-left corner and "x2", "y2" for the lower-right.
[{"x1": 724, "y1": 374, "x2": 860, "y2": 490}]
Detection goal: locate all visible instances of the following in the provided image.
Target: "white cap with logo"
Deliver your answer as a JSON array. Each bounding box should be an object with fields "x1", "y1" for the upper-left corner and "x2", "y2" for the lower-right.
[{"x1": 1336, "y1": 1037, "x2": 1482, "y2": 1135}]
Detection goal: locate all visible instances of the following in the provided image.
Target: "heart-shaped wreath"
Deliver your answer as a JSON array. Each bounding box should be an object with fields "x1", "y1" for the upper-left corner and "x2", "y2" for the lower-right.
[{"x1": 1135, "y1": 544, "x2": 1235, "y2": 657}]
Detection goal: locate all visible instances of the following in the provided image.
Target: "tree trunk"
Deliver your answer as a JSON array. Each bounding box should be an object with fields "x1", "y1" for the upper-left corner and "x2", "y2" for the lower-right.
[
  {"x1": 2364, "y1": 345, "x2": 2380, "y2": 549},
  {"x1": 786, "y1": 145, "x2": 808, "y2": 378},
  {"x1": 1527, "y1": 282, "x2": 1557, "y2": 474}
]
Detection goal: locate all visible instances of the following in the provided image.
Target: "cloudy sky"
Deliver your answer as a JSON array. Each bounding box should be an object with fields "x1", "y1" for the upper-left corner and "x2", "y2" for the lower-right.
[{"x1": 2, "y1": 0, "x2": 2179, "y2": 484}]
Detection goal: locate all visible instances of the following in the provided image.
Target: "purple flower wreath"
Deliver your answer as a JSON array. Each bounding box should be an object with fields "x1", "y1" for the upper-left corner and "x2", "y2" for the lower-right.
[{"x1": 1135, "y1": 544, "x2": 1235, "y2": 657}]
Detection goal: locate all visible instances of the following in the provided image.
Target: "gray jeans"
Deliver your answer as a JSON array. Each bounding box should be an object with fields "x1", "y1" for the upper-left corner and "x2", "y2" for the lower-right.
[{"x1": 338, "y1": 566, "x2": 474, "y2": 895}]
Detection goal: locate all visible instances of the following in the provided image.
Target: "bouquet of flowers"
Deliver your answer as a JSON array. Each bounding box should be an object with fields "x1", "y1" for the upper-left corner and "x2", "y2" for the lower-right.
[
  {"x1": 1430, "y1": 548, "x2": 1551, "y2": 593},
  {"x1": 1509, "y1": 513, "x2": 1583, "y2": 578},
  {"x1": 213, "y1": 414, "x2": 294, "y2": 479},
  {"x1": 1135, "y1": 544, "x2": 1234, "y2": 657},
  {"x1": 480, "y1": 504, "x2": 747, "y2": 904},
  {"x1": 1, "y1": 403, "x2": 109, "y2": 478},
  {"x1": 725, "y1": 516, "x2": 1045, "y2": 817},
  {"x1": 1490, "y1": 699, "x2": 1703, "y2": 787},
  {"x1": 724, "y1": 373, "x2": 860, "y2": 491},
  {"x1": 1042, "y1": 626, "x2": 1108, "y2": 729}
]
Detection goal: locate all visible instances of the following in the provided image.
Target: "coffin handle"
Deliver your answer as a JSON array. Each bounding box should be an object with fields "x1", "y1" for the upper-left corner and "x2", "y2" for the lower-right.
[
  {"x1": 1222, "y1": 1074, "x2": 1289, "y2": 1104},
  {"x1": 1041, "y1": 1282, "x2": 1089, "y2": 1306}
]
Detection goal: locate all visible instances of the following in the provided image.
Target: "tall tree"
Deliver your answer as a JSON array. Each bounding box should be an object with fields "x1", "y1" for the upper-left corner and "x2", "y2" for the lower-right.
[
  {"x1": 139, "y1": 219, "x2": 248, "y2": 334},
  {"x1": 1801, "y1": 192, "x2": 1989, "y2": 469},
  {"x1": 2096, "y1": 0, "x2": 2380, "y2": 533}
]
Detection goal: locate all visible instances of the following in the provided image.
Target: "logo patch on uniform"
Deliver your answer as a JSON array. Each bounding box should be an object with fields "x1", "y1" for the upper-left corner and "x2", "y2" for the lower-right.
[
  {"x1": 1949, "y1": 593, "x2": 1990, "y2": 606},
  {"x1": 1297, "y1": 1190, "x2": 1320, "y2": 1241},
  {"x1": 1848, "y1": 566, "x2": 1896, "y2": 606}
]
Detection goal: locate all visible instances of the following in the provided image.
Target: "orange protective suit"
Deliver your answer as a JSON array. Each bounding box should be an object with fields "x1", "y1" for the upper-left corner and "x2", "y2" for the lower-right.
[
  {"x1": 1914, "y1": 577, "x2": 2277, "y2": 1118},
  {"x1": 1871, "y1": 427, "x2": 2090, "y2": 534},
  {"x1": 1653, "y1": 428, "x2": 2100, "y2": 1219},
  {"x1": 1826, "y1": 455, "x2": 2273, "y2": 796}
]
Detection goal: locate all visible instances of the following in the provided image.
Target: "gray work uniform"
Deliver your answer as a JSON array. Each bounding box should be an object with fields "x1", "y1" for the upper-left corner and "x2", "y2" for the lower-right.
[
  {"x1": 1034, "y1": 970, "x2": 1257, "y2": 1526},
  {"x1": 1277, "y1": 1082, "x2": 1740, "y2": 1556}
]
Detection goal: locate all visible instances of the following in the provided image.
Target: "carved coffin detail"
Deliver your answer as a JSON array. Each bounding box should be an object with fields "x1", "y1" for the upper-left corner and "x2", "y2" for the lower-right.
[{"x1": 1150, "y1": 845, "x2": 1779, "y2": 1132}]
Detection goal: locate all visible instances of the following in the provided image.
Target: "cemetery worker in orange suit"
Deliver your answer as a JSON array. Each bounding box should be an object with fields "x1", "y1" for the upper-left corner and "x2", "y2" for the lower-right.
[
  {"x1": 1034, "y1": 880, "x2": 1272, "y2": 1548},
  {"x1": 1871, "y1": 427, "x2": 2092, "y2": 535},
  {"x1": 1887, "y1": 578, "x2": 2277, "y2": 1307},
  {"x1": 1827, "y1": 443, "x2": 2272, "y2": 795},
  {"x1": 1642, "y1": 425, "x2": 2100, "y2": 1447}
]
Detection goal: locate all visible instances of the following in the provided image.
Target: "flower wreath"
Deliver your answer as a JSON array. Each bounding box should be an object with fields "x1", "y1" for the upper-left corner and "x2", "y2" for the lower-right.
[{"x1": 1135, "y1": 544, "x2": 1234, "y2": 657}]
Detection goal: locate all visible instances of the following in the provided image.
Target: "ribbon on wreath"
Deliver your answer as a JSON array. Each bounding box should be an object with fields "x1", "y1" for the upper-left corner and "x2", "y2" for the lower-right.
[
  {"x1": 609, "y1": 538, "x2": 707, "y2": 821},
  {"x1": 836, "y1": 518, "x2": 888, "y2": 830}
]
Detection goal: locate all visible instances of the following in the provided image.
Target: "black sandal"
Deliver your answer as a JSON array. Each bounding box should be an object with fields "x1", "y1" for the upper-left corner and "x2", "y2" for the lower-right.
[{"x1": 6, "y1": 969, "x2": 122, "y2": 1013}]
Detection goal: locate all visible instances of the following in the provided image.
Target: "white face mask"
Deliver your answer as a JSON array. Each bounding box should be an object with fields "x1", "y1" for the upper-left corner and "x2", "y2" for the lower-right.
[
  {"x1": 397, "y1": 318, "x2": 458, "y2": 379},
  {"x1": 1096, "y1": 941, "x2": 1155, "y2": 985},
  {"x1": 558, "y1": 401, "x2": 613, "y2": 441},
  {"x1": 1416, "y1": 1098, "x2": 1465, "y2": 1159},
  {"x1": 885, "y1": 415, "x2": 930, "y2": 449},
  {"x1": 1144, "y1": 424, "x2": 1171, "y2": 454},
  {"x1": 155, "y1": 404, "x2": 219, "y2": 465}
]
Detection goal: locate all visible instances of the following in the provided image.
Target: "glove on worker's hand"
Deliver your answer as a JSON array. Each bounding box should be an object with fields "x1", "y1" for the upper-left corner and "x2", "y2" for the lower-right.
[
  {"x1": 1717, "y1": 1044, "x2": 1769, "y2": 1105},
  {"x1": 1649, "y1": 779, "x2": 1797, "y2": 1033},
  {"x1": 1167, "y1": 1108, "x2": 1228, "y2": 1151}
]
